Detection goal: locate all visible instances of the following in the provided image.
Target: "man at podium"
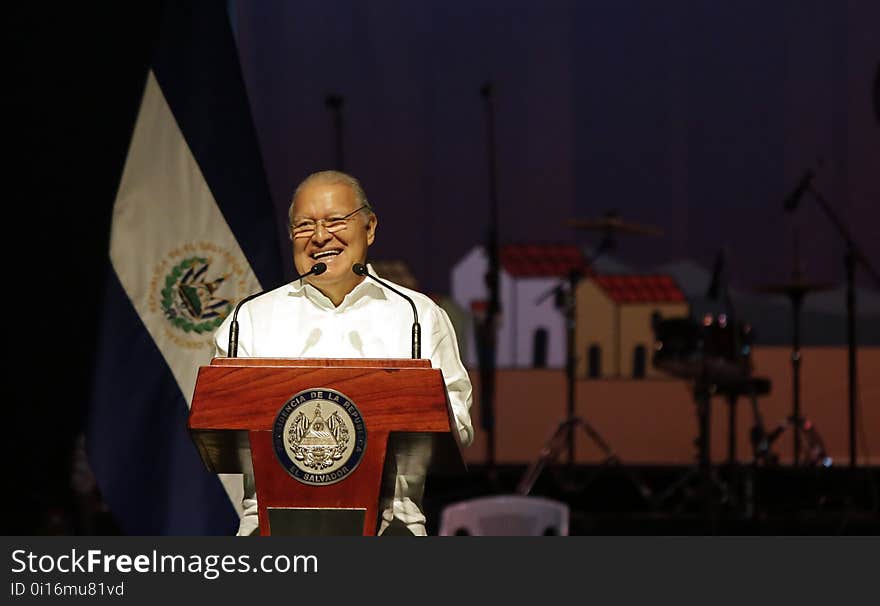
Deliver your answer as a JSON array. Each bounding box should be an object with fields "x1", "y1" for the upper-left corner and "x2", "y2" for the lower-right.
[{"x1": 213, "y1": 170, "x2": 474, "y2": 535}]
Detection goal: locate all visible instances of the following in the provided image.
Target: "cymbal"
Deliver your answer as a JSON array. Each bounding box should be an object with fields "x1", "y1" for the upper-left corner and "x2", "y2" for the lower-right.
[
  {"x1": 566, "y1": 213, "x2": 664, "y2": 237},
  {"x1": 754, "y1": 280, "x2": 834, "y2": 296}
]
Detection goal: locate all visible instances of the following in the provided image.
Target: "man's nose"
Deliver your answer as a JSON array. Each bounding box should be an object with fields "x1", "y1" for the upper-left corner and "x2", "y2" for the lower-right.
[{"x1": 311, "y1": 222, "x2": 333, "y2": 243}]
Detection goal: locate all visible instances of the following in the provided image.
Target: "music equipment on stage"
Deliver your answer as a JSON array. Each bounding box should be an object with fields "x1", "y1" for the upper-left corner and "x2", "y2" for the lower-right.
[
  {"x1": 566, "y1": 211, "x2": 665, "y2": 237},
  {"x1": 650, "y1": 251, "x2": 773, "y2": 516},
  {"x1": 764, "y1": 416, "x2": 832, "y2": 468},
  {"x1": 652, "y1": 312, "x2": 754, "y2": 387},
  {"x1": 783, "y1": 170, "x2": 880, "y2": 467},
  {"x1": 651, "y1": 311, "x2": 769, "y2": 513},
  {"x1": 754, "y1": 276, "x2": 833, "y2": 466},
  {"x1": 517, "y1": 211, "x2": 660, "y2": 501}
]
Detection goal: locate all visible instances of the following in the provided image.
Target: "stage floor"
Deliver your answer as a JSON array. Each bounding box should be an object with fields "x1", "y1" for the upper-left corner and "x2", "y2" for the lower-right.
[{"x1": 424, "y1": 464, "x2": 880, "y2": 535}]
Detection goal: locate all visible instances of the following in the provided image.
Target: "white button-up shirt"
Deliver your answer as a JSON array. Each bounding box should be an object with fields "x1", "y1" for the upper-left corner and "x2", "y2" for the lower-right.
[{"x1": 213, "y1": 267, "x2": 474, "y2": 535}]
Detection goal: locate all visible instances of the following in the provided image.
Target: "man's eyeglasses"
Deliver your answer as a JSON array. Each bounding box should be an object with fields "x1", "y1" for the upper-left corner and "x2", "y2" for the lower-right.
[{"x1": 290, "y1": 205, "x2": 368, "y2": 239}]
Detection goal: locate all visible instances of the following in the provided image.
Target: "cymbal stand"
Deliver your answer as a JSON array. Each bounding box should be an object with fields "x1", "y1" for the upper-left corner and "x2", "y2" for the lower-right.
[
  {"x1": 533, "y1": 233, "x2": 610, "y2": 466},
  {"x1": 519, "y1": 233, "x2": 652, "y2": 503},
  {"x1": 771, "y1": 227, "x2": 812, "y2": 465},
  {"x1": 517, "y1": 414, "x2": 652, "y2": 501},
  {"x1": 759, "y1": 225, "x2": 839, "y2": 467},
  {"x1": 790, "y1": 276, "x2": 806, "y2": 464}
]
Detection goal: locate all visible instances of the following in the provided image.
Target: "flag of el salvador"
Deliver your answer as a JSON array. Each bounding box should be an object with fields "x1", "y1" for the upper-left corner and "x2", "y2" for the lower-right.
[{"x1": 87, "y1": 0, "x2": 282, "y2": 535}]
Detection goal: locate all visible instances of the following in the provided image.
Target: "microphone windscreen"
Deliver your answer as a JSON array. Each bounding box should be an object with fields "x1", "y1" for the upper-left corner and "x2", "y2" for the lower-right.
[
  {"x1": 311, "y1": 262, "x2": 327, "y2": 275},
  {"x1": 352, "y1": 263, "x2": 367, "y2": 276}
]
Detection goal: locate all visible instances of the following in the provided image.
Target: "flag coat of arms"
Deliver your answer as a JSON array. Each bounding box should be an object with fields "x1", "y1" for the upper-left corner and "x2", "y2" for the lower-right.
[{"x1": 88, "y1": 1, "x2": 282, "y2": 535}]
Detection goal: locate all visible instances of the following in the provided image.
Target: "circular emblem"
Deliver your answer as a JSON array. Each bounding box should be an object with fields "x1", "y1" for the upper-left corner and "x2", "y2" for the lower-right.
[
  {"x1": 149, "y1": 242, "x2": 253, "y2": 350},
  {"x1": 273, "y1": 388, "x2": 367, "y2": 486}
]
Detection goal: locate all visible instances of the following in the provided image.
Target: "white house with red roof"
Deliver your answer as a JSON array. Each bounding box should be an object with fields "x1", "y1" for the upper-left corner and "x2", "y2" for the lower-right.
[
  {"x1": 451, "y1": 244, "x2": 588, "y2": 368},
  {"x1": 575, "y1": 274, "x2": 689, "y2": 378}
]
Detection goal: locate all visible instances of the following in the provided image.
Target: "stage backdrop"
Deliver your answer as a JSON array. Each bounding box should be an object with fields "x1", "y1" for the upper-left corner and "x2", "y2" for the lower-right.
[{"x1": 232, "y1": 0, "x2": 879, "y2": 298}]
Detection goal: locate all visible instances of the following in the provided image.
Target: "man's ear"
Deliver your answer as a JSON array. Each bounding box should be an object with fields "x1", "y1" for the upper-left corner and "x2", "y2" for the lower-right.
[{"x1": 366, "y1": 213, "x2": 377, "y2": 246}]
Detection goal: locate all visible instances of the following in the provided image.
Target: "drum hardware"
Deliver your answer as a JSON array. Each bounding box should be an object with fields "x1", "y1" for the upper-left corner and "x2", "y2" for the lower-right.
[
  {"x1": 745, "y1": 380, "x2": 775, "y2": 466},
  {"x1": 651, "y1": 377, "x2": 734, "y2": 515},
  {"x1": 783, "y1": 172, "x2": 880, "y2": 467},
  {"x1": 764, "y1": 416, "x2": 832, "y2": 468},
  {"x1": 566, "y1": 211, "x2": 665, "y2": 237},
  {"x1": 725, "y1": 376, "x2": 774, "y2": 519},
  {"x1": 651, "y1": 250, "x2": 770, "y2": 515},
  {"x1": 518, "y1": 213, "x2": 659, "y2": 501},
  {"x1": 516, "y1": 414, "x2": 652, "y2": 502},
  {"x1": 751, "y1": 251, "x2": 832, "y2": 471},
  {"x1": 652, "y1": 311, "x2": 754, "y2": 383},
  {"x1": 754, "y1": 233, "x2": 833, "y2": 465},
  {"x1": 711, "y1": 376, "x2": 775, "y2": 467}
]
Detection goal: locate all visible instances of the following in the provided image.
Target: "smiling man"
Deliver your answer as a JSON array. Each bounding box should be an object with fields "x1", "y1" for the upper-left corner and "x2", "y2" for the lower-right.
[
  {"x1": 213, "y1": 170, "x2": 474, "y2": 536},
  {"x1": 288, "y1": 173, "x2": 377, "y2": 305}
]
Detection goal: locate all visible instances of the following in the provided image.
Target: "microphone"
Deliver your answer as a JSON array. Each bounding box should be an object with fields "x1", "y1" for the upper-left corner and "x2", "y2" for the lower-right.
[
  {"x1": 783, "y1": 169, "x2": 815, "y2": 212},
  {"x1": 227, "y1": 262, "x2": 326, "y2": 357},
  {"x1": 352, "y1": 263, "x2": 421, "y2": 358}
]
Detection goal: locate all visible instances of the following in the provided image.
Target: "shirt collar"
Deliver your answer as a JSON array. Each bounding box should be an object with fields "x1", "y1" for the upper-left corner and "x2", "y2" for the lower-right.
[{"x1": 287, "y1": 262, "x2": 388, "y2": 310}]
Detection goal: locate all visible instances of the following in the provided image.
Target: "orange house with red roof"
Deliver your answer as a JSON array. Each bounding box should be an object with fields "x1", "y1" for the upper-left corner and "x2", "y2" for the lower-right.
[{"x1": 575, "y1": 274, "x2": 689, "y2": 378}]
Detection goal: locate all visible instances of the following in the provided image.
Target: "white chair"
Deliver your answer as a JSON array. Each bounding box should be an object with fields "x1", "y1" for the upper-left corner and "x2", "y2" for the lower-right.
[{"x1": 438, "y1": 495, "x2": 570, "y2": 536}]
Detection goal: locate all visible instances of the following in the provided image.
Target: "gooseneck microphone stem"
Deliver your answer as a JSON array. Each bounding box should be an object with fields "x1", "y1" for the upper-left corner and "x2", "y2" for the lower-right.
[
  {"x1": 227, "y1": 289, "x2": 264, "y2": 357},
  {"x1": 227, "y1": 262, "x2": 327, "y2": 357},
  {"x1": 352, "y1": 263, "x2": 421, "y2": 359}
]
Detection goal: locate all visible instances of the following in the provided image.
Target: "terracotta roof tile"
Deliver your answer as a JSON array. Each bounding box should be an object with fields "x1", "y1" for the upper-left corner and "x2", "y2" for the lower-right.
[
  {"x1": 593, "y1": 274, "x2": 686, "y2": 303},
  {"x1": 499, "y1": 244, "x2": 589, "y2": 278}
]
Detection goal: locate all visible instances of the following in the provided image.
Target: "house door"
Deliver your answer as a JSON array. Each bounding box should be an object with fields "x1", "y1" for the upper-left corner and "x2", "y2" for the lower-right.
[
  {"x1": 587, "y1": 344, "x2": 601, "y2": 378},
  {"x1": 633, "y1": 344, "x2": 646, "y2": 378},
  {"x1": 532, "y1": 328, "x2": 548, "y2": 368}
]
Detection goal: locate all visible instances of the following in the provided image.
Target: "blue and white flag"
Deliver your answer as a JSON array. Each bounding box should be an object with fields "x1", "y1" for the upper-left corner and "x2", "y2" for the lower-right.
[{"x1": 87, "y1": 1, "x2": 282, "y2": 535}]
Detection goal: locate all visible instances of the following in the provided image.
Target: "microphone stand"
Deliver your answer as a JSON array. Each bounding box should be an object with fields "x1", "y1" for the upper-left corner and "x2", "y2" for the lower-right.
[
  {"x1": 353, "y1": 263, "x2": 421, "y2": 359},
  {"x1": 227, "y1": 288, "x2": 265, "y2": 357},
  {"x1": 227, "y1": 263, "x2": 327, "y2": 357},
  {"x1": 477, "y1": 82, "x2": 501, "y2": 479},
  {"x1": 325, "y1": 93, "x2": 345, "y2": 170},
  {"x1": 802, "y1": 184, "x2": 880, "y2": 468}
]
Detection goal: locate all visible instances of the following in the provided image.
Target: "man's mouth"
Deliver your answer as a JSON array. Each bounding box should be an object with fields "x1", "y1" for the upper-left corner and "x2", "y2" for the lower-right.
[{"x1": 311, "y1": 249, "x2": 343, "y2": 261}]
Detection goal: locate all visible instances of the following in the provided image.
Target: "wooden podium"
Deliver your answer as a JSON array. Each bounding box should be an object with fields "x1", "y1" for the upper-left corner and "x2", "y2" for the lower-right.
[{"x1": 188, "y1": 357, "x2": 464, "y2": 535}]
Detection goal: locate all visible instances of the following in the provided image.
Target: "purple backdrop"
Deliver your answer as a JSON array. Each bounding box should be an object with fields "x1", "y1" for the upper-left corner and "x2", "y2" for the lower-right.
[{"x1": 232, "y1": 0, "x2": 878, "y2": 295}]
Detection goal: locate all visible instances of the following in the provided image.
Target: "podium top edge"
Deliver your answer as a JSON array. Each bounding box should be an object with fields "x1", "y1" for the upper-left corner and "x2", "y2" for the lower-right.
[{"x1": 208, "y1": 357, "x2": 432, "y2": 369}]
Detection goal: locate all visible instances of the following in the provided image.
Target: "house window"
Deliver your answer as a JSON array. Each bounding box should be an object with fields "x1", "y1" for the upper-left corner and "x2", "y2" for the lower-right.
[
  {"x1": 633, "y1": 344, "x2": 647, "y2": 378},
  {"x1": 587, "y1": 344, "x2": 601, "y2": 378},
  {"x1": 532, "y1": 328, "x2": 548, "y2": 368}
]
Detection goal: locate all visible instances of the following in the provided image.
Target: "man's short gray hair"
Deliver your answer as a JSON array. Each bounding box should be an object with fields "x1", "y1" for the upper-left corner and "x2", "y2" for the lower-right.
[{"x1": 288, "y1": 170, "x2": 373, "y2": 227}]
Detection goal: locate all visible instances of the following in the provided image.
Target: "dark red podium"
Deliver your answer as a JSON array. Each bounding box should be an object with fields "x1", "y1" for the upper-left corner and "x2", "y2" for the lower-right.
[{"x1": 188, "y1": 358, "x2": 464, "y2": 535}]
